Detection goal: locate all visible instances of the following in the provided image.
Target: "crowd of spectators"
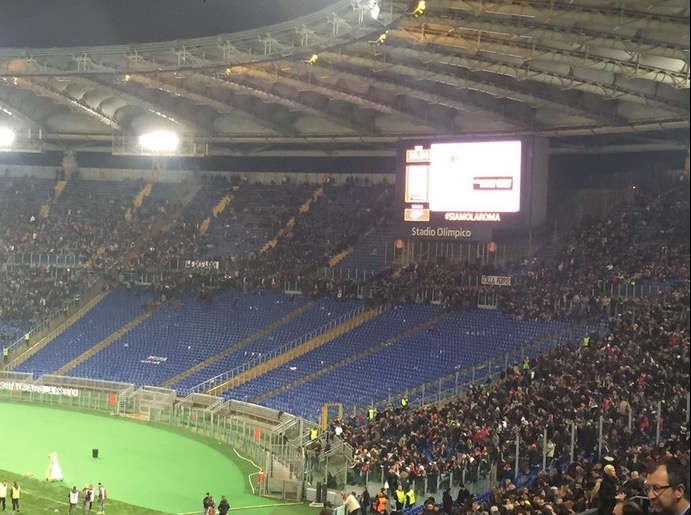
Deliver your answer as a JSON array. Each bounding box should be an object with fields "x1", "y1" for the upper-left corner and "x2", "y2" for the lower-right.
[
  {"x1": 329, "y1": 181, "x2": 690, "y2": 514},
  {"x1": 216, "y1": 178, "x2": 392, "y2": 290},
  {"x1": 355, "y1": 181, "x2": 689, "y2": 321},
  {"x1": 335, "y1": 283, "x2": 689, "y2": 514},
  {"x1": 0, "y1": 168, "x2": 689, "y2": 515},
  {"x1": 0, "y1": 174, "x2": 173, "y2": 335},
  {"x1": 0, "y1": 176, "x2": 92, "y2": 338},
  {"x1": 0, "y1": 173, "x2": 391, "y2": 332}
]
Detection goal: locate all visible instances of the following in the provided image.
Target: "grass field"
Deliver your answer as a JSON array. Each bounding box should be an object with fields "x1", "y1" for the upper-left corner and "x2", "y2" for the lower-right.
[{"x1": 0, "y1": 401, "x2": 318, "y2": 515}]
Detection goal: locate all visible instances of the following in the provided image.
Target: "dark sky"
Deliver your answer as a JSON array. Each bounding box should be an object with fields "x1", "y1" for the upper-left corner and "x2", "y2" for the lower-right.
[{"x1": 0, "y1": 0, "x2": 341, "y2": 48}]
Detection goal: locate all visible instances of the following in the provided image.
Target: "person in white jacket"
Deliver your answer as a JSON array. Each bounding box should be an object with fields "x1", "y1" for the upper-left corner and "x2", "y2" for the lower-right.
[{"x1": 343, "y1": 491, "x2": 361, "y2": 515}]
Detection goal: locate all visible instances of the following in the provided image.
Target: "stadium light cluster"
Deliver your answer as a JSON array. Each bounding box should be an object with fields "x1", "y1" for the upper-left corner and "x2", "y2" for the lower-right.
[
  {"x1": 138, "y1": 131, "x2": 179, "y2": 153},
  {"x1": 0, "y1": 128, "x2": 16, "y2": 147}
]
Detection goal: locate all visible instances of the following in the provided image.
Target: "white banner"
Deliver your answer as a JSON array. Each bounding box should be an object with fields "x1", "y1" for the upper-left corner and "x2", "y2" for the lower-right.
[
  {"x1": 0, "y1": 381, "x2": 80, "y2": 397},
  {"x1": 185, "y1": 260, "x2": 220, "y2": 270},
  {"x1": 481, "y1": 275, "x2": 512, "y2": 286}
]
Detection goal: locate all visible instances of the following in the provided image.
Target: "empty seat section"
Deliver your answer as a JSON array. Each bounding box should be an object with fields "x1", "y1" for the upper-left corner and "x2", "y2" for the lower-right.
[
  {"x1": 172, "y1": 297, "x2": 362, "y2": 393},
  {"x1": 334, "y1": 222, "x2": 391, "y2": 273},
  {"x1": 257, "y1": 310, "x2": 575, "y2": 420},
  {"x1": 223, "y1": 304, "x2": 443, "y2": 403},
  {"x1": 67, "y1": 290, "x2": 311, "y2": 386},
  {"x1": 15, "y1": 285, "x2": 154, "y2": 377}
]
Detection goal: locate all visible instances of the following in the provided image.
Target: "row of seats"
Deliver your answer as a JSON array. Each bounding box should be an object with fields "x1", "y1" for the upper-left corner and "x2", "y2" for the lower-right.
[
  {"x1": 254, "y1": 309, "x2": 575, "y2": 420},
  {"x1": 16, "y1": 285, "x2": 154, "y2": 377},
  {"x1": 335, "y1": 222, "x2": 392, "y2": 273},
  {"x1": 171, "y1": 296, "x2": 362, "y2": 393},
  {"x1": 67, "y1": 290, "x2": 317, "y2": 387},
  {"x1": 20, "y1": 283, "x2": 575, "y2": 414},
  {"x1": 224, "y1": 304, "x2": 443, "y2": 403}
]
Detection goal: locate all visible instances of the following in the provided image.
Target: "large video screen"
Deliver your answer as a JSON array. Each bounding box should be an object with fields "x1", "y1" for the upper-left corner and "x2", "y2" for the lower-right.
[
  {"x1": 404, "y1": 140, "x2": 521, "y2": 220},
  {"x1": 395, "y1": 138, "x2": 528, "y2": 241}
]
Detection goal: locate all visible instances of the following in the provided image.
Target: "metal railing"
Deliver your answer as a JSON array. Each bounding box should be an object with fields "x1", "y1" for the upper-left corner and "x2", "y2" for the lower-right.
[
  {"x1": 340, "y1": 460, "x2": 495, "y2": 497},
  {"x1": 0, "y1": 0, "x2": 405, "y2": 76},
  {"x1": 318, "y1": 267, "x2": 381, "y2": 281},
  {"x1": 37, "y1": 374, "x2": 134, "y2": 392},
  {"x1": 4, "y1": 252, "x2": 85, "y2": 267},
  {"x1": 598, "y1": 281, "x2": 669, "y2": 298}
]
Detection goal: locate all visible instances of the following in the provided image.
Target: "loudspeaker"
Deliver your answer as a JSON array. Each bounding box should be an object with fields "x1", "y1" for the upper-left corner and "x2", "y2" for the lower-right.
[{"x1": 92, "y1": 449, "x2": 99, "y2": 459}]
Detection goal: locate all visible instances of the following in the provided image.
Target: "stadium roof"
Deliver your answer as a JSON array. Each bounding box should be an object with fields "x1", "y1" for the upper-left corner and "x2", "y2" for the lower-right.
[{"x1": 0, "y1": 0, "x2": 688, "y2": 157}]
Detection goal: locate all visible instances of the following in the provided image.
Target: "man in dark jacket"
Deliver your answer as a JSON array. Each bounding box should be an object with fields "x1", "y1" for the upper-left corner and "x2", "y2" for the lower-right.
[
  {"x1": 442, "y1": 489, "x2": 453, "y2": 514},
  {"x1": 456, "y1": 483, "x2": 471, "y2": 507},
  {"x1": 359, "y1": 487, "x2": 371, "y2": 515},
  {"x1": 217, "y1": 496, "x2": 230, "y2": 515},
  {"x1": 598, "y1": 464, "x2": 620, "y2": 515},
  {"x1": 203, "y1": 493, "x2": 212, "y2": 515}
]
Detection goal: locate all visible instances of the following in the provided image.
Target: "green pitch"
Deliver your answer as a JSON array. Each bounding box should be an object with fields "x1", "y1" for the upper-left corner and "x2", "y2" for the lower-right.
[{"x1": 0, "y1": 402, "x2": 316, "y2": 515}]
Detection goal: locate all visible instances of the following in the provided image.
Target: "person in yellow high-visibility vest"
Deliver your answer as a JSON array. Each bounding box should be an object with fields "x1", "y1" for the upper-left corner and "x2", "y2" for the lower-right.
[
  {"x1": 522, "y1": 356, "x2": 530, "y2": 374},
  {"x1": 395, "y1": 486, "x2": 406, "y2": 511},
  {"x1": 310, "y1": 428, "x2": 319, "y2": 441},
  {"x1": 367, "y1": 407, "x2": 375, "y2": 421},
  {"x1": 405, "y1": 486, "x2": 416, "y2": 508},
  {"x1": 10, "y1": 481, "x2": 20, "y2": 512},
  {"x1": 2, "y1": 347, "x2": 8, "y2": 364},
  {"x1": 24, "y1": 332, "x2": 30, "y2": 347}
]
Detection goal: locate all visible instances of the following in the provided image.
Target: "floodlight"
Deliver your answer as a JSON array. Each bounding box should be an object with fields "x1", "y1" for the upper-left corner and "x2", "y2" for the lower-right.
[
  {"x1": 0, "y1": 128, "x2": 16, "y2": 147},
  {"x1": 138, "y1": 131, "x2": 179, "y2": 152}
]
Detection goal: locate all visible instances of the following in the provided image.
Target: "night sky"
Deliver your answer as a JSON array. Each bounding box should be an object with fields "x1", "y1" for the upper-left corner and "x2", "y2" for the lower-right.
[{"x1": 0, "y1": 0, "x2": 341, "y2": 48}]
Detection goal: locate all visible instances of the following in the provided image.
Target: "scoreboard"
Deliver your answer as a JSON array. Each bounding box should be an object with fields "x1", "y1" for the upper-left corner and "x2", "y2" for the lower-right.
[{"x1": 394, "y1": 137, "x2": 547, "y2": 241}]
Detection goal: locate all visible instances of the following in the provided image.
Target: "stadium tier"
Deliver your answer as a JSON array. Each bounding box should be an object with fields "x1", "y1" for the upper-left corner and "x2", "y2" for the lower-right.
[
  {"x1": 67, "y1": 289, "x2": 311, "y2": 386},
  {"x1": 169, "y1": 295, "x2": 362, "y2": 394},
  {"x1": 1, "y1": 168, "x2": 688, "y2": 515},
  {"x1": 254, "y1": 308, "x2": 577, "y2": 420}
]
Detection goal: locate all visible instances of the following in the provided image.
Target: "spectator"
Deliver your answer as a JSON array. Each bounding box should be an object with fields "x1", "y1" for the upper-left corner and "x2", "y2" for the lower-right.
[
  {"x1": 645, "y1": 458, "x2": 690, "y2": 515},
  {"x1": 597, "y1": 464, "x2": 620, "y2": 515}
]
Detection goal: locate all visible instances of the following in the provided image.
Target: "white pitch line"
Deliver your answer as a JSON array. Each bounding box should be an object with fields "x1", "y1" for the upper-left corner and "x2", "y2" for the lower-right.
[
  {"x1": 232, "y1": 448, "x2": 262, "y2": 495},
  {"x1": 177, "y1": 502, "x2": 302, "y2": 514},
  {"x1": 23, "y1": 489, "x2": 70, "y2": 505}
]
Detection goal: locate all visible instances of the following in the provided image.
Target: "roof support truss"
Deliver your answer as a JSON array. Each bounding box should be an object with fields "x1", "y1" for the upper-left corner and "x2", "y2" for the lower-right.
[
  {"x1": 12, "y1": 77, "x2": 122, "y2": 129},
  {"x1": 388, "y1": 29, "x2": 689, "y2": 113},
  {"x1": 317, "y1": 50, "x2": 539, "y2": 131},
  {"x1": 346, "y1": 42, "x2": 629, "y2": 125}
]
